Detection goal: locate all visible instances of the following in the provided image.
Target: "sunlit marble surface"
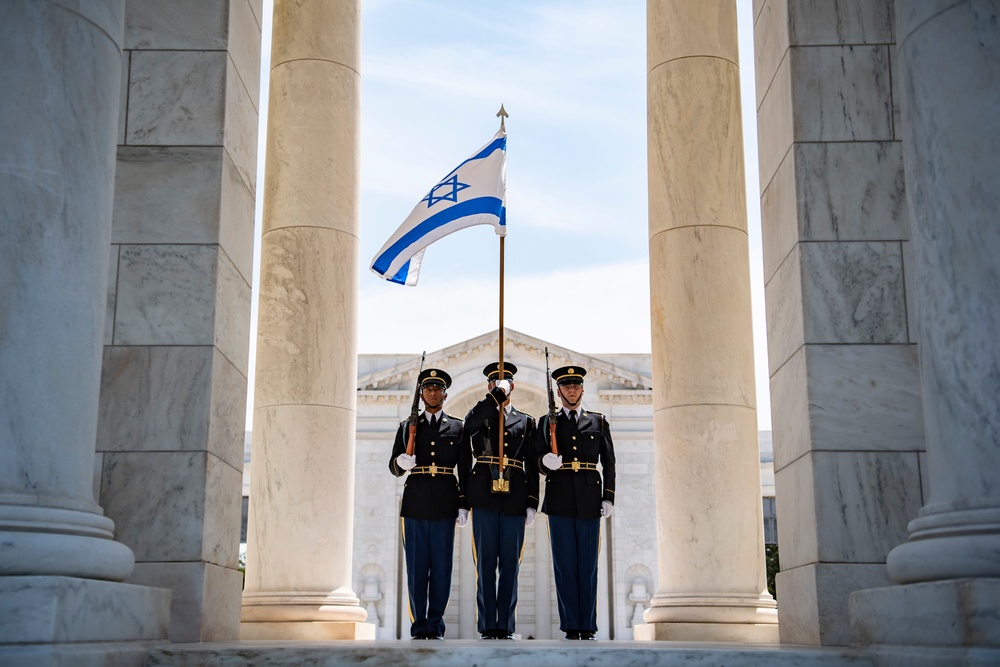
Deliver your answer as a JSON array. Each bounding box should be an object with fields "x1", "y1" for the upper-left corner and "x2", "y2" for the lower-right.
[
  {"x1": 147, "y1": 640, "x2": 871, "y2": 667},
  {"x1": 0, "y1": 576, "x2": 168, "y2": 644}
]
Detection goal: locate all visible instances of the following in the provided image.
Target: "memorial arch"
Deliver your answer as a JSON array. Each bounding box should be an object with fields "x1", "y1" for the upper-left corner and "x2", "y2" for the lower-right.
[{"x1": 2, "y1": 1, "x2": 998, "y2": 664}]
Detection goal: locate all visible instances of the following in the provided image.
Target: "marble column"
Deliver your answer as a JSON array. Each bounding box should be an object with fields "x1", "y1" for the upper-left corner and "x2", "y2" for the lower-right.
[
  {"x1": 241, "y1": 0, "x2": 372, "y2": 639},
  {"x1": 850, "y1": 1, "x2": 1000, "y2": 652},
  {"x1": 636, "y1": 0, "x2": 777, "y2": 642},
  {"x1": 0, "y1": 0, "x2": 168, "y2": 650}
]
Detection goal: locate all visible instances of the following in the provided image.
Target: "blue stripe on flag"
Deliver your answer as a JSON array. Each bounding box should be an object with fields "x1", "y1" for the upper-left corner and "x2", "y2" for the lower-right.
[
  {"x1": 371, "y1": 196, "x2": 505, "y2": 277},
  {"x1": 389, "y1": 259, "x2": 412, "y2": 285},
  {"x1": 438, "y1": 137, "x2": 506, "y2": 182}
]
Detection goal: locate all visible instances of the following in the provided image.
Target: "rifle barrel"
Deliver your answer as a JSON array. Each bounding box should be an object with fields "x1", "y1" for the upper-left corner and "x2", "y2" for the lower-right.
[
  {"x1": 405, "y1": 352, "x2": 426, "y2": 456},
  {"x1": 545, "y1": 347, "x2": 558, "y2": 455}
]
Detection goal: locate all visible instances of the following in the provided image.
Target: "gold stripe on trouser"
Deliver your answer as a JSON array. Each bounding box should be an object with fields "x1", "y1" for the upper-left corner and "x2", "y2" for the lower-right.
[
  {"x1": 470, "y1": 509, "x2": 479, "y2": 599},
  {"x1": 594, "y1": 521, "x2": 602, "y2": 624},
  {"x1": 400, "y1": 518, "x2": 414, "y2": 623},
  {"x1": 519, "y1": 523, "x2": 527, "y2": 563}
]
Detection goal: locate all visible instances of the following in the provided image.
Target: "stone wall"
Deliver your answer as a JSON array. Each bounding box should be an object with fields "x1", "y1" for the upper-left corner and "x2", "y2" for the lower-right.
[
  {"x1": 97, "y1": 0, "x2": 262, "y2": 643},
  {"x1": 753, "y1": 0, "x2": 925, "y2": 646}
]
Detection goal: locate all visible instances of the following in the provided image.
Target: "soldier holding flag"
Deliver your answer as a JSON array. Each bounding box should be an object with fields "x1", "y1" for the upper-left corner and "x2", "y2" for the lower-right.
[{"x1": 460, "y1": 362, "x2": 539, "y2": 640}]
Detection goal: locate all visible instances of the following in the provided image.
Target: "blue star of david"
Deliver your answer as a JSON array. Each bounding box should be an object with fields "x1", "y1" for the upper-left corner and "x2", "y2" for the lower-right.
[{"x1": 422, "y1": 174, "x2": 470, "y2": 208}]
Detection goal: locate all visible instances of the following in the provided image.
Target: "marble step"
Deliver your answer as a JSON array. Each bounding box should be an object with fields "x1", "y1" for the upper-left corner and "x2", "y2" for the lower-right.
[{"x1": 146, "y1": 640, "x2": 871, "y2": 667}]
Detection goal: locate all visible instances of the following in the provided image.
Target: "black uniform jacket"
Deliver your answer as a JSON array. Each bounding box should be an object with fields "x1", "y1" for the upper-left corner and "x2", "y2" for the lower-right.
[
  {"x1": 536, "y1": 409, "x2": 616, "y2": 519},
  {"x1": 388, "y1": 412, "x2": 464, "y2": 520},
  {"x1": 459, "y1": 390, "x2": 540, "y2": 516}
]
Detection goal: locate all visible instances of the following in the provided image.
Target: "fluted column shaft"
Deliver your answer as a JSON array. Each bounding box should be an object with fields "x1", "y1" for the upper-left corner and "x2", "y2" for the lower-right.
[
  {"x1": 241, "y1": 0, "x2": 369, "y2": 639},
  {"x1": 886, "y1": 0, "x2": 1000, "y2": 585},
  {"x1": 640, "y1": 0, "x2": 776, "y2": 642},
  {"x1": 0, "y1": 0, "x2": 134, "y2": 582}
]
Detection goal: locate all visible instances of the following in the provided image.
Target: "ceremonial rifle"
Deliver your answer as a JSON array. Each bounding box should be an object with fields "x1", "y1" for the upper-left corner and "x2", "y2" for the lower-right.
[
  {"x1": 405, "y1": 352, "x2": 426, "y2": 457},
  {"x1": 545, "y1": 347, "x2": 558, "y2": 455}
]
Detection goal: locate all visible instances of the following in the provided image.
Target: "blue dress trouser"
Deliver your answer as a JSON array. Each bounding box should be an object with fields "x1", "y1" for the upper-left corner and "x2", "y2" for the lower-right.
[
  {"x1": 472, "y1": 508, "x2": 525, "y2": 634},
  {"x1": 548, "y1": 514, "x2": 600, "y2": 633},
  {"x1": 402, "y1": 517, "x2": 455, "y2": 637}
]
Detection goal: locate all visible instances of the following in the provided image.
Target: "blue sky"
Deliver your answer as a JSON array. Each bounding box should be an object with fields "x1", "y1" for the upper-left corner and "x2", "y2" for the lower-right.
[{"x1": 250, "y1": 0, "x2": 771, "y2": 428}]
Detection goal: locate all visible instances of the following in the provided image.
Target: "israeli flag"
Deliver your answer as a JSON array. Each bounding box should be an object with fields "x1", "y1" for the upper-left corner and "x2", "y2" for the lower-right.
[{"x1": 370, "y1": 128, "x2": 507, "y2": 286}]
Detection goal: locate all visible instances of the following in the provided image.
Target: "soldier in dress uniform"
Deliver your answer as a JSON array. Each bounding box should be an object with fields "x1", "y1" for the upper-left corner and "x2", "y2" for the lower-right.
[
  {"x1": 536, "y1": 365, "x2": 616, "y2": 640},
  {"x1": 389, "y1": 368, "x2": 464, "y2": 639},
  {"x1": 459, "y1": 362, "x2": 539, "y2": 640}
]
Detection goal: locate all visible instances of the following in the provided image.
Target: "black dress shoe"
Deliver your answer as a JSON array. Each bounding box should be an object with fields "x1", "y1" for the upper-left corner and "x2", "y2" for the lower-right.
[
  {"x1": 580, "y1": 631, "x2": 596, "y2": 640},
  {"x1": 565, "y1": 630, "x2": 580, "y2": 640}
]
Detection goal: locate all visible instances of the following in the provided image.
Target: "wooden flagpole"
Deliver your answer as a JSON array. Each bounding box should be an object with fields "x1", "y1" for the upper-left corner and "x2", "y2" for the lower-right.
[
  {"x1": 498, "y1": 234, "x2": 505, "y2": 480},
  {"x1": 496, "y1": 105, "x2": 508, "y2": 488}
]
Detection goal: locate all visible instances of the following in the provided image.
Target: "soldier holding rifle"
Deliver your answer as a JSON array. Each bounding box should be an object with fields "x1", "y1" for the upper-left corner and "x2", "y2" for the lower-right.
[
  {"x1": 536, "y1": 361, "x2": 616, "y2": 640},
  {"x1": 389, "y1": 364, "x2": 464, "y2": 639},
  {"x1": 459, "y1": 362, "x2": 538, "y2": 640}
]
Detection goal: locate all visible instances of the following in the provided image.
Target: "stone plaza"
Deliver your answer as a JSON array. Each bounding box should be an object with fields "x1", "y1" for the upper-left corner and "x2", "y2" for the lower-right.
[{"x1": 2, "y1": 1, "x2": 998, "y2": 665}]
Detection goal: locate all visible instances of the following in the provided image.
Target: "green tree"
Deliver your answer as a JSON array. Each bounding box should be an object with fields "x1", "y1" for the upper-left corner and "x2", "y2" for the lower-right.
[{"x1": 765, "y1": 544, "x2": 779, "y2": 599}]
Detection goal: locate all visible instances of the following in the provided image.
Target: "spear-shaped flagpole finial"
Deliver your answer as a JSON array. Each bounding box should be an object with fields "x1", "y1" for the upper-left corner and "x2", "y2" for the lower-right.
[{"x1": 497, "y1": 104, "x2": 508, "y2": 132}]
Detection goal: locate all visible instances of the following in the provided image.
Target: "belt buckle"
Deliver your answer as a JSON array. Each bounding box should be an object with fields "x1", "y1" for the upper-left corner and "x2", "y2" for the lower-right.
[
  {"x1": 491, "y1": 478, "x2": 510, "y2": 494},
  {"x1": 572, "y1": 460, "x2": 581, "y2": 472},
  {"x1": 430, "y1": 463, "x2": 438, "y2": 477},
  {"x1": 502, "y1": 455, "x2": 509, "y2": 467}
]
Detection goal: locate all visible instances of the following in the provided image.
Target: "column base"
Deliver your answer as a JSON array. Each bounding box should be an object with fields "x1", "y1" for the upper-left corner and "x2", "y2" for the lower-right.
[
  {"x1": 634, "y1": 621, "x2": 780, "y2": 643},
  {"x1": 849, "y1": 578, "x2": 1000, "y2": 648},
  {"x1": 0, "y1": 575, "x2": 170, "y2": 644},
  {"x1": 239, "y1": 621, "x2": 376, "y2": 640},
  {"x1": 886, "y1": 506, "x2": 1000, "y2": 584},
  {"x1": 0, "y1": 505, "x2": 135, "y2": 580}
]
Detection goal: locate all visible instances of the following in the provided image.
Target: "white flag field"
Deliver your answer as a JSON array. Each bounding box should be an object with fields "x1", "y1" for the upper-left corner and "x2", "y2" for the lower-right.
[{"x1": 370, "y1": 128, "x2": 507, "y2": 286}]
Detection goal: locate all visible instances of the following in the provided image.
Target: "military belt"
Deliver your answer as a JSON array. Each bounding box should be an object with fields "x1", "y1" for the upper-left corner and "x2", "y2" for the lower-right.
[
  {"x1": 409, "y1": 464, "x2": 454, "y2": 477},
  {"x1": 559, "y1": 461, "x2": 598, "y2": 472},
  {"x1": 476, "y1": 455, "x2": 524, "y2": 471}
]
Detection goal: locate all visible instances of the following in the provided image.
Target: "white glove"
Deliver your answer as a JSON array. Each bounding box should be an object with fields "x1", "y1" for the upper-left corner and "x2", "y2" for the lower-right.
[
  {"x1": 601, "y1": 500, "x2": 613, "y2": 518},
  {"x1": 542, "y1": 453, "x2": 563, "y2": 471},
  {"x1": 457, "y1": 508, "x2": 469, "y2": 528},
  {"x1": 494, "y1": 379, "x2": 511, "y2": 395},
  {"x1": 396, "y1": 453, "x2": 416, "y2": 471},
  {"x1": 525, "y1": 508, "x2": 536, "y2": 527}
]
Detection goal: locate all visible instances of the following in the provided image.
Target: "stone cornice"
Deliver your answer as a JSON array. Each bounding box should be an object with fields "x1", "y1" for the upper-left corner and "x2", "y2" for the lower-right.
[{"x1": 356, "y1": 329, "x2": 652, "y2": 391}]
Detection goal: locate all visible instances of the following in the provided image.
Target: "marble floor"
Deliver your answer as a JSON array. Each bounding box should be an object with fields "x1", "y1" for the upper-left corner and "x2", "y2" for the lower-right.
[
  {"x1": 145, "y1": 640, "x2": 872, "y2": 667},
  {"x1": 7, "y1": 639, "x2": 997, "y2": 666}
]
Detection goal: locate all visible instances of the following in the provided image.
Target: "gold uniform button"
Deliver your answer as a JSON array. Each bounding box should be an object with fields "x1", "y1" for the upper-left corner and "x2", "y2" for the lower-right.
[
  {"x1": 573, "y1": 446, "x2": 578, "y2": 450},
  {"x1": 573, "y1": 457, "x2": 579, "y2": 461},
  {"x1": 431, "y1": 451, "x2": 436, "y2": 456},
  {"x1": 572, "y1": 436, "x2": 577, "y2": 440},
  {"x1": 505, "y1": 431, "x2": 509, "y2": 436},
  {"x1": 431, "y1": 441, "x2": 436, "y2": 445}
]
